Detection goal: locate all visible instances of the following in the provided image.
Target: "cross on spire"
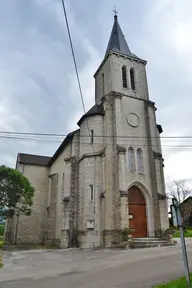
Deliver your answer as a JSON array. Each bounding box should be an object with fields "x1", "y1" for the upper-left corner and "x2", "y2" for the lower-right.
[{"x1": 112, "y1": 7, "x2": 118, "y2": 20}]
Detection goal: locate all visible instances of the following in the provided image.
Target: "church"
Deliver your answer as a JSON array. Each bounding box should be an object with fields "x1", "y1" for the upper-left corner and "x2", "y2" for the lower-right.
[{"x1": 5, "y1": 14, "x2": 169, "y2": 248}]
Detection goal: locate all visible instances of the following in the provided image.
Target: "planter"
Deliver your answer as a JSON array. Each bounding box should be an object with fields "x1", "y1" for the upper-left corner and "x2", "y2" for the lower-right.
[
  {"x1": 128, "y1": 238, "x2": 134, "y2": 249},
  {"x1": 122, "y1": 241, "x2": 128, "y2": 249},
  {"x1": 128, "y1": 234, "x2": 132, "y2": 239},
  {"x1": 165, "y1": 229, "x2": 176, "y2": 241},
  {"x1": 121, "y1": 228, "x2": 135, "y2": 249}
]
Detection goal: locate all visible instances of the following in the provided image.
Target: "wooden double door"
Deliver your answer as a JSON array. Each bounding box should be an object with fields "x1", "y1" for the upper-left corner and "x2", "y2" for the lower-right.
[{"x1": 128, "y1": 186, "x2": 147, "y2": 238}]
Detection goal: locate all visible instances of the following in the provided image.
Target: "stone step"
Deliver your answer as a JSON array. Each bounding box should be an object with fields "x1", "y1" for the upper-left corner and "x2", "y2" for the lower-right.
[
  {"x1": 132, "y1": 238, "x2": 177, "y2": 248},
  {"x1": 132, "y1": 238, "x2": 163, "y2": 242}
]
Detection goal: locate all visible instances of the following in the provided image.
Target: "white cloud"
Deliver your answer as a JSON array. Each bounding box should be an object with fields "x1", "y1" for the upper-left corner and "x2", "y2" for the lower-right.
[
  {"x1": 141, "y1": 0, "x2": 192, "y2": 184},
  {"x1": 67, "y1": 39, "x2": 102, "y2": 132},
  {"x1": 165, "y1": 151, "x2": 192, "y2": 182}
]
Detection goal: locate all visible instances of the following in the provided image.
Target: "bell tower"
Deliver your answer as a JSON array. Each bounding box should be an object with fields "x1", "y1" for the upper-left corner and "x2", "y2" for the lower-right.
[
  {"x1": 94, "y1": 13, "x2": 169, "y2": 240},
  {"x1": 94, "y1": 13, "x2": 149, "y2": 105}
]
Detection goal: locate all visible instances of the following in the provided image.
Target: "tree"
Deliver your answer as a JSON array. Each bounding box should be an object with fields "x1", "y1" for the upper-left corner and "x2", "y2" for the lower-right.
[
  {"x1": 167, "y1": 180, "x2": 192, "y2": 204},
  {"x1": 167, "y1": 180, "x2": 192, "y2": 228},
  {"x1": 0, "y1": 165, "x2": 35, "y2": 218}
]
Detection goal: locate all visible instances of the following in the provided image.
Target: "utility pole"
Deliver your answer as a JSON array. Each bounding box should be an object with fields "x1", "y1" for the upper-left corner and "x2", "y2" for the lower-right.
[{"x1": 171, "y1": 198, "x2": 191, "y2": 287}]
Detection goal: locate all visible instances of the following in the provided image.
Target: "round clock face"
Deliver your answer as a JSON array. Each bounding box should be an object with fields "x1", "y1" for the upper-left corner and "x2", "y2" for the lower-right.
[{"x1": 126, "y1": 113, "x2": 140, "y2": 128}]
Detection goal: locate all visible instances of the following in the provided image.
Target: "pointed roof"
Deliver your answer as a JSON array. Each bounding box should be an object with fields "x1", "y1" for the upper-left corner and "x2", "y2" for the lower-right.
[{"x1": 105, "y1": 15, "x2": 139, "y2": 59}]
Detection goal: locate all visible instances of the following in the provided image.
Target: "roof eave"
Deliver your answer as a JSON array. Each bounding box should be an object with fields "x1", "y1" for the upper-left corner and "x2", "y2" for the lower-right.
[
  {"x1": 77, "y1": 112, "x2": 104, "y2": 127},
  {"x1": 48, "y1": 129, "x2": 80, "y2": 166}
]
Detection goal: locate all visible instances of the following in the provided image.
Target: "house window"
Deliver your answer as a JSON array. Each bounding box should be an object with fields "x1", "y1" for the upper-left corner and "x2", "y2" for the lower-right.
[
  {"x1": 130, "y1": 68, "x2": 135, "y2": 90},
  {"x1": 122, "y1": 66, "x2": 128, "y2": 88},
  {"x1": 128, "y1": 147, "x2": 135, "y2": 172},
  {"x1": 89, "y1": 184, "x2": 94, "y2": 201},
  {"x1": 137, "y1": 148, "x2": 144, "y2": 173},
  {"x1": 90, "y1": 129, "x2": 94, "y2": 144},
  {"x1": 102, "y1": 73, "x2": 105, "y2": 95}
]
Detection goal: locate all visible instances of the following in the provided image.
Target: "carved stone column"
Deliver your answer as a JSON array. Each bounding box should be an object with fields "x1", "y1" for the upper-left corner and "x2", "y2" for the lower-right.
[
  {"x1": 120, "y1": 191, "x2": 129, "y2": 229},
  {"x1": 117, "y1": 145, "x2": 126, "y2": 192},
  {"x1": 117, "y1": 146, "x2": 128, "y2": 230}
]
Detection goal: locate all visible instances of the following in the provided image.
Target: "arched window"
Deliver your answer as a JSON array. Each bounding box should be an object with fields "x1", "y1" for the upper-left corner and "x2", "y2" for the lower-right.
[
  {"x1": 102, "y1": 73, "x2": 105, "y2": 95},
  {"x1": 128, "y1": 147, "x2": 135, "y2": 172},
  {"x1": 130, "y1": 68, "x2": 135, "y2": 90},
  {"x1": 122, "y1": 66, "x2": 128, "y2": 88},
  {"x1": 137, "y1": 148, "x2": 144, "y2": 173}
]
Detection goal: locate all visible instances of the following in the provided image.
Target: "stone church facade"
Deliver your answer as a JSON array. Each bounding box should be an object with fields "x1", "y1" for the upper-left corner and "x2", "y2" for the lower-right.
[{"x1": 5, "y1": 15, "x2": 169, "y2": 248}]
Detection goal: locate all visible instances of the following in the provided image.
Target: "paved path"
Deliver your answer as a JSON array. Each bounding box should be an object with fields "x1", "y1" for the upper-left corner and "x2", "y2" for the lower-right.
[{"x1": 1, "y1": 242, "x2": 192, "y2": 288}]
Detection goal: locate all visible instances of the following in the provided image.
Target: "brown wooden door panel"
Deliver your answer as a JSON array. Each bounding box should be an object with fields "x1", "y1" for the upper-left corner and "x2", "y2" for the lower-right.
[{"x1": 128, "y1": 186, "x2": 147, "y2": 238}]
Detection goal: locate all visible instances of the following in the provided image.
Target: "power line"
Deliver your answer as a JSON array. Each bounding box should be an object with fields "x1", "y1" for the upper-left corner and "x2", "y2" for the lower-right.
[
  {"x1": 2, "y1": 135, "x2": 192, "y2": 151},
  {"x1": 1, "y1": 131, "x2": 192, "y2": 139},
  {"x1": 60, "y1": 0, "x2": 97, "y2": 220},
  {"x1": 60, "y1": 0, "x2": 94, "y2": 149},
  {"x1": 61, "y1": 0, "x2": 86, "y2": 114}
]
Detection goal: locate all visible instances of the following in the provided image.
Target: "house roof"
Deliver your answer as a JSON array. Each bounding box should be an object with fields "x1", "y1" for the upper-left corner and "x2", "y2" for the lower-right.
[
  {"x1": 17, "y1": 153, "x2": 51, "y2": 166},
  {"x1": 180, "y1": 196, "x2": 192, "y2": 207},
  {"x1": 77, "y1": 104, "x2": 104, "y2": 126},
  {"x1": 48, "y1": 129, "x2": 80, "y2": 165},
  {"x1": 17, "y1": 129, "x2": 80, "y2": 167}
]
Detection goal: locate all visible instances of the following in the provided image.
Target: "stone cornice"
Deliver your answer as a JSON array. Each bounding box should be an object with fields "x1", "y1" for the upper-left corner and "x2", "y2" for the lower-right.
[
  {"x1": 117, "y1": 145, "x2": 126, "y2": 154},
  {"x1": 100, "y1": 191, "x2": 105, "y2": 199},
  {"x1": 64, "y1": 156, "x2": 76, "y2": 163},
  {"x1": 120, "y1": 190, "x2": 128, "y2": 197},
  {"x1": 78, "y1": 149, "x2": 105, "y2": 163},
  {"x1": 63, "y1": 196, "x2": 70, "y2": 202},
  {"x1": 108, "y1": 91, "x2": 123, "y2": 99},
  {"x1": 64, "y1": 157, "x2": 72, "y2": 163},
  {"x1": 148, "y1": 100, "x2": 157, "y2": 110},
  {"x1": 48, "y1": 173, "x2": 57, "y2": 178},
  {"x1": 153, "y1": 151, "x2": 163, "y2": 159},
  {"x1": 101, "y1": 90, "x2": 156, "y2": 108},
  {"x1": 158, "y1": 193, "x2": 167, "y2": 200}
]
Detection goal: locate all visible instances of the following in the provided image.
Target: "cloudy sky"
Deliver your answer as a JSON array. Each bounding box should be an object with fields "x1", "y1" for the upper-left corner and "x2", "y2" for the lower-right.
[{"x1": 0, "y1": 0, "x2": 192, "y2": 185}]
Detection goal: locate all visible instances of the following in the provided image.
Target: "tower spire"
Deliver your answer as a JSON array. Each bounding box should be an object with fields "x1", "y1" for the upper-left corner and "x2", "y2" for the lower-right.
[{"x1": 105, "y1": 12, "x2": 140, "y2": 60}]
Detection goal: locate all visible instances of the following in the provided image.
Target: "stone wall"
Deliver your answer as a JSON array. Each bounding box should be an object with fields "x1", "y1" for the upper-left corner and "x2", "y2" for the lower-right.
[
  {"x1": 48, "y1": 131, "x2": 80, "y2": 248},
  {"x1": 5, "y1": 163, "x2": 49, "y2": 245}
]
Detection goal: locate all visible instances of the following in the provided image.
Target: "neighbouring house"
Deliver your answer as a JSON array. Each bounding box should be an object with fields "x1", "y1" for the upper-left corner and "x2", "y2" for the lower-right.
[
  {"x1": 5, "y1": 14, "x2": 169, "y2": 248},
  {"x1": 180, "y1": 197, "x2": 192, "y2": 227}
]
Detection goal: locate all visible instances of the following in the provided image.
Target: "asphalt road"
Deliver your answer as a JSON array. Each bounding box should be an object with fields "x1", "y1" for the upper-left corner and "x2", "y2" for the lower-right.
[{"x1": 1, "y1": 249, "x2": 192, "y2": 288}]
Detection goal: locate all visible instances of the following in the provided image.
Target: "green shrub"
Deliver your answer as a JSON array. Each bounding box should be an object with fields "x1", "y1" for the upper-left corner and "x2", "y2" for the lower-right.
[{"x1": 0, "y1": 225, "x2": 4, "y2": 236}]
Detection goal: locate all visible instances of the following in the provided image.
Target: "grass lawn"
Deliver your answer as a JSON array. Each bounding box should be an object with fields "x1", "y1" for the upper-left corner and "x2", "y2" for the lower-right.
[
  {"x1": 0, "y1": 236, "x2": 3, "y2": 248},
  {"x1": 174, "y1": 229, "x2": 192, "y2": 238},
  {"x1": 154, "y1": 274, "x2": 192, "y2": 287}
]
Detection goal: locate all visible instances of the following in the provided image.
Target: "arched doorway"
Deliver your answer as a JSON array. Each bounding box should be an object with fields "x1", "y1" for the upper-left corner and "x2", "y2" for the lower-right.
[{"x1": 128, "y1": 186, "x2": 147, "y2": 238}]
